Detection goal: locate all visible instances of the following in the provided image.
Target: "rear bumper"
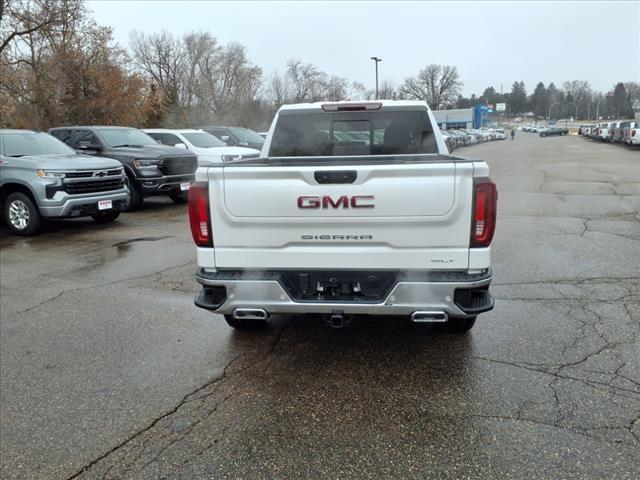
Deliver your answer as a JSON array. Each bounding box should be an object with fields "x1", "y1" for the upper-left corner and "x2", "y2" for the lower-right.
[{"x1": 195, "y1": 269, "x2": 493, "y2": 318}]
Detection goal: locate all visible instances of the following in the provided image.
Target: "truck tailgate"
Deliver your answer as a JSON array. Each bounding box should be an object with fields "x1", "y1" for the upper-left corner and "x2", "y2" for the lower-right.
[{"x1": 209, "y1": 162, "x2": 474, "y2": 270}]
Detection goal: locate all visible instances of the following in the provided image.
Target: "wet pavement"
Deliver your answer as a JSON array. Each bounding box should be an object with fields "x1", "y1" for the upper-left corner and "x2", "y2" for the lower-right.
[{"x1": 1, "y1": 134, "x2": 639, "y2": 479}]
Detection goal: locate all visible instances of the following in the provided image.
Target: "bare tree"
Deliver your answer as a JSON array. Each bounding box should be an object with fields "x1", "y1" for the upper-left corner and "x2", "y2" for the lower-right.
[
  {"x1": 129, "y1": 30, "x2": 184, "y2": 111},
  {"x1": 267, "y1": 59, "x2": 347, "y2": 105},
  {"x1": 0, "y1": 0, "x2": 63, "y2": 54},
  {"x1": 378, "y1": 79, "x2": 396, "y2": 100},
  {"x1": 182, "y1": 30, "x2": 219, "y2": 109},
  {"x1": 401, "y1": 64, "x2": 462, "y2": 108},
  {"x1": 129, "y1": 30, "x2": 262, "y2": 126},
  {"x1": 562, "y1": 80, "x2": 592, "y2": 119},
  {"x1": 1, "y1": 0, "x2": 145, "y2": 128},
  {"x1": 266, "y1": 70, "x2": 290, "y2": 106},
  {"x1": 286, "y1": 59, "x2": 323, "y2": 102},
  {"x1": 322, "y1": 74, "x2": 347, "y2": 101}
]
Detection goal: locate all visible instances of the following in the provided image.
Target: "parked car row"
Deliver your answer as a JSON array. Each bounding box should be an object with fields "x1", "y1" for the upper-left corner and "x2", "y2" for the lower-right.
[
  {"x1": 1, "y1": 125, "x2": 266, "y2": 235},
  {"x1": 142, "y1": 129, "x2": 260, "y2": 165},
  {"x1": 520, "y1": 124, "x2": 569, "y2": 137},
  {"x1": 521, "y1": 125, "x2": 548, "y2": 133},
  {"x1": 579, "y1": 122, "x2": 639, "y2": 146},
  {"x1": 440, "y1": 127, "x2": 506, "y2": 151}
]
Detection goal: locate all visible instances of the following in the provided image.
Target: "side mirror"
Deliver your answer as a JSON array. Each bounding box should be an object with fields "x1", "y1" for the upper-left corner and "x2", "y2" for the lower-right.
[
  {"x1": 77, "y1": 140, "x2": 101, "y2": 152},
  {"x1": 174, "y1": 142, "x2": 187, "y2": 149}
]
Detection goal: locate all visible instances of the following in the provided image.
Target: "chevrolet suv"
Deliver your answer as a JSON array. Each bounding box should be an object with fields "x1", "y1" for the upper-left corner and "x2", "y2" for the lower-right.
[{"x1": 0, "y1": 130, "x2": 129, "y2": 235}]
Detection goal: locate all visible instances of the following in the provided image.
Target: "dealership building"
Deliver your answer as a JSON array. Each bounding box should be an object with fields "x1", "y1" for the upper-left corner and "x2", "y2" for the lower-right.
[{"x1": 432, "y1": 104, "x2": 498, "y2": 129}]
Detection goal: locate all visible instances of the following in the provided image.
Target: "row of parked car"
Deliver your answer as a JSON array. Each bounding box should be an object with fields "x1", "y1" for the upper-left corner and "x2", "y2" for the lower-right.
[
  {"x1": 520, "y1": 125, "x2": 569, "y2": 137},
  {"x1": 440, "y1": 127, "x2": 506, "y2": 151},
  {"x1": 578, "y1": 121, "x2": 639, "y2": 146},
  {"x1": 0, "y1": 125, "x2": 266, "y2": 235}
]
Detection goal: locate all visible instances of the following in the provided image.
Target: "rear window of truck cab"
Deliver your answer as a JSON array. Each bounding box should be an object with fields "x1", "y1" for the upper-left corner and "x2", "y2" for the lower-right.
[{"x1": 268, "y1": 109, "x2": 438, "y2": 157}]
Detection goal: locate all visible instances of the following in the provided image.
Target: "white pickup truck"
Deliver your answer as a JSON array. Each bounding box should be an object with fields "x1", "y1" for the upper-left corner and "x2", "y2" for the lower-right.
[{"x1": 190, "y1": 100, "x2": 497, "y2": 333}]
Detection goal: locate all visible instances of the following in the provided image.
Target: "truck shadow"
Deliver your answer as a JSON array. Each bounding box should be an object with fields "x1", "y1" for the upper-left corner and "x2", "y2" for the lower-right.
[
  {"x1": 229, "y1": 313, "x2": 476, "y2": 397},
  {"x1": 220, "y1": 314, "x2": 479, "y2": 463}
]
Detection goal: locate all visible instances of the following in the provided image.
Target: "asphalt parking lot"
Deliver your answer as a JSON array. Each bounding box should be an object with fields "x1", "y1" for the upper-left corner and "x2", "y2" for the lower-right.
[{"x1": 1, "y1": 134, "x2": 639, "y2": 479}]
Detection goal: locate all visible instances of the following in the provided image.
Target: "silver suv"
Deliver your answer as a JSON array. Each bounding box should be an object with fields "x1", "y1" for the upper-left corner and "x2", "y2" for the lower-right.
[{"x1": 0, "y1": 130, "x2": 130, "y2": 235}]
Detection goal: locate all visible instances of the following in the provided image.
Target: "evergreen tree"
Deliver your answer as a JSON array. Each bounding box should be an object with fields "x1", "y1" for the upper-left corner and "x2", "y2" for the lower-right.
[
  {"x1": 529, "y1": 82, "x2": 549, "y2": 119},
  {"x1": 509, "y1": 81, "x2": 527, "y2": 114},
  {"x1": 610, "y1": 82, "x2": 631, "y2": 118}
]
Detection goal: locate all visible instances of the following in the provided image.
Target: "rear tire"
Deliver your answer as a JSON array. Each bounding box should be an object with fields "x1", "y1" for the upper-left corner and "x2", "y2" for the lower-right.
[
  {"x1": 440, "y1": 316, "x2": 477, "y2": 334},
  {"x1": 91, "y1": 211, "x2": 120, "y2": 224},
  {"x1": 224, "y1": 314, "x2": 267, "y2": 330},
  {"x1": 169, "y1": 192, "x2": 188, "y2": 204},
  {"x1": 4, "y1": 192, "x2": 43, "y2": 235}
]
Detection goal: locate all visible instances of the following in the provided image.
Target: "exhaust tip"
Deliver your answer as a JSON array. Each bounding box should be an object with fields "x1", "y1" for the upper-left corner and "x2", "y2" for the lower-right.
[
  {"x1": 411, "y1": 311, "x2": 448, "y2": 323},
  {"x1": 233, "y1": 308, "x2": 268, "y2": 320}
]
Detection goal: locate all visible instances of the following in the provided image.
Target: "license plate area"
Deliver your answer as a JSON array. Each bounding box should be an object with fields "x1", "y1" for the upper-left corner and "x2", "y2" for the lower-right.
[
  {"x1": 180, "y1": 182, "x2": 191, "y2": 191},
  {"x1": 98, "y1": 199, "x2": 112, "y2": 210},
  {"x1": 280, "y1": 270, "x2": 397, "y2": 302}
]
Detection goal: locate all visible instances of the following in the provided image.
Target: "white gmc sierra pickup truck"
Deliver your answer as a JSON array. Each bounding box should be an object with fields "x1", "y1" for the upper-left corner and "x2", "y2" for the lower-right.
[{"x1": 190, "y1": 100, "x2": 497, "y2": 333}]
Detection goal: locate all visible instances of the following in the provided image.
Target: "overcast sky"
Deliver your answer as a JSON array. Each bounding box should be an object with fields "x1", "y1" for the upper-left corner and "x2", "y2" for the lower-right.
[{"x1": 87, "y1": 1, "x2": 639, "y2": 96}]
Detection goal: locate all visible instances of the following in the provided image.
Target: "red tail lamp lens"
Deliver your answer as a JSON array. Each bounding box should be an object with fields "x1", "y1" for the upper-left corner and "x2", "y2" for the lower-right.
[
  {"x1": 188, "y1": 182, "x2": 212, "y2": 247},
  {"x1": 471, "y1": 178, "x2": 497, "y2": 247}
]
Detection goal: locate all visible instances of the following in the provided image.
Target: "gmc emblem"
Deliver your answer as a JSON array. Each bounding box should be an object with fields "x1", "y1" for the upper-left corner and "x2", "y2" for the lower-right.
[{"x1": 297, "y1": 195, "x2": 375, "y2": 209}]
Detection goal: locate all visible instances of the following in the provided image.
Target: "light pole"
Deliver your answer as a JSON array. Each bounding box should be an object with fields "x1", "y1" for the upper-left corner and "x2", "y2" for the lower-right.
[
  {"x1": 566, "y1": 102, "x2": 578, "y2": 127},
  {"x1": 370, "y1": 56, "x2": 382, "y2": 100},
  {"x1": 548, "y1": 101, "x2": 561, "y2": 124}
]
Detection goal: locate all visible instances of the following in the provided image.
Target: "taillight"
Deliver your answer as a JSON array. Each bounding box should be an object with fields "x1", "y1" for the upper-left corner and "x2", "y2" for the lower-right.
[
  {"x1": 471, "y1": 178, "x2": 497, "y2": 248},
  {"x1": 188, "y1": 182, "x2": 213, "y2": 247}
]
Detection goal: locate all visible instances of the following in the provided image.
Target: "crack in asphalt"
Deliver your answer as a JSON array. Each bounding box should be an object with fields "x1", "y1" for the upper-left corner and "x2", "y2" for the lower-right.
[
  {"x1": 472, "y1": 295, "x2": 639, "y2": 445},
  {"x1": 67, "y1": 318, "x2": 293, "y2": 480},
  {"x1": 11, "y1": 290, "x2": 67, "y2": 314},
  {"x1": 66, "y1": 349, "x2": 249, "y2": 480},
  {"x1": 473, "y1": 355, "x2": 640, "y2": 397},
  {"x1": 147, "y1": 322, "x2": 295, "y2": 479},
  {"x1": 10, "y1": 261, "x2": 194, "y2": 317},
  {"x1": 466, "y1": 414, "x2": 639, "y2": 447},
  {"x1": 494, "y1": 276, "x2": 640, "y2": 287},
  {"x1": 576, "y1": 217, "x2": 640, "y2": 241}
]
